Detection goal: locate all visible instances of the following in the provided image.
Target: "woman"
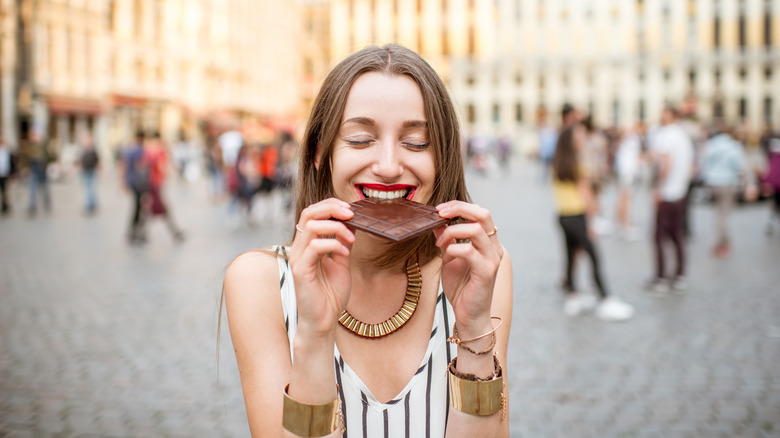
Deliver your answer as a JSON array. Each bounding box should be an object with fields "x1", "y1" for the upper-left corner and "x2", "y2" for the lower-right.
[
  {"x1": 551, "y1": 124, "x2": 634, "y2": 321},
  {"x1": 223, "y1": 45, "x2": 512, "y2": 437}
]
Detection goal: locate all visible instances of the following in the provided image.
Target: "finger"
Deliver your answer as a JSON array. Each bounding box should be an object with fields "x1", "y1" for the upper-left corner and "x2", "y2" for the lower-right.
[
  {"x1": 298, "y1": 220, "x2": 355, "y2": 244},
  {"x1": 298, "y1": 198, "x2": 353, "y2": 226},
  {"x1": 441, "y1": 242, "x2": 496, "y2": 277},
  {"x1": 436, "y1": 201, "x2": 495, "y2": 232},
  {"x1": 435, "y1": 222, "x2": 492, "y2": 251},
  {"x1": 295, "y1": 238, "x2": 350, "y2": 271}
]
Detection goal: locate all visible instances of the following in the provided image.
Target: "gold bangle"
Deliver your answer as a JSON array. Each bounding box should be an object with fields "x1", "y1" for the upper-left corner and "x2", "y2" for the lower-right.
[
  {"x1": 447, "y1": 316, "x2": 503, "y2": 345},
  {"x1": 447, "y1": 355, "x2": 506, "y2": 419},
  {"x1": 282, "y1": 385, "x2": 344, "y2": 437}
]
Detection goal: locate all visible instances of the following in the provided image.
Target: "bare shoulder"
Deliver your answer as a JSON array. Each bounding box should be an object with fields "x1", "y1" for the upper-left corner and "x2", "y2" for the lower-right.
[{"x1": 224, "y1": 249, "x2": 285, "y2": 310}]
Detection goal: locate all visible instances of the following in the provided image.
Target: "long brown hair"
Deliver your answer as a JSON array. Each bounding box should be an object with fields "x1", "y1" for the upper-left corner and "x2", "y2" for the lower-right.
[
  {"x1": 552, "y1": 125, "x2": 580, "y2": 182},
  {"x1": 295, "y1": 44, "x2": 470, "y2": 267}
]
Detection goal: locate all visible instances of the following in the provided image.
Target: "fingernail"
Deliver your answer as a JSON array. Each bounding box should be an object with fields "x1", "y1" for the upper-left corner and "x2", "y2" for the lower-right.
[{"x1": 342, "y1": 207, "x2": 353, "y2": 215}]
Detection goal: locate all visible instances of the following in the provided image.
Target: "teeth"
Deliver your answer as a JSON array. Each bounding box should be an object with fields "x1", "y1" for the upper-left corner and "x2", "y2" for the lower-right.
[{"x1": 362, "y1": 188, "x2": 409, "y2": 199}]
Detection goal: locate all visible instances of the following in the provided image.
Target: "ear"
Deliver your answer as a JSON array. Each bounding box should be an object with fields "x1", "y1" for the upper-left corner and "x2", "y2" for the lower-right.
[{"x1": 314, "y1": 143, "x2": 322, "y2": 171}]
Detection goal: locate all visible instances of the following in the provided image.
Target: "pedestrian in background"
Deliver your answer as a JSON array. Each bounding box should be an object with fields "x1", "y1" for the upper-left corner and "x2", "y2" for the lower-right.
[
  {"x1": 143, "y1": 132, "x2": 185, "y2": 242},
  {"x1": 122, "y1": 131, "x2": 149, "y2": 244},
  {"x1": 537, "y1": 112, "x2": 558, "y2": 183},
  {"x1": 24, "y1": 129, "x2": 52, "y2": 217},
  {"x1": 614, "y1": 123, "x2": 644, "y2": 241},
  {"x1": 551, "y1": 123, "x2": 635, "y2": 321},
  {"x1": 79, "y1": 134, "x2": 100, "y2": 215},
  {"x1": 581, "y1": 115, "x2": 612, "y2": 236},
  {"x1": 646, "y1": 106, "x2": 694, "y2": 293},
  {"x1": 700, "y1": 125, "x2": 751, "y2": 257},
  {"x1": 762, "y1": 131, "x2": 780, "y2": 235},
  {"x1": 0, "y1": 137, "x2": 16, "y2": 215}
]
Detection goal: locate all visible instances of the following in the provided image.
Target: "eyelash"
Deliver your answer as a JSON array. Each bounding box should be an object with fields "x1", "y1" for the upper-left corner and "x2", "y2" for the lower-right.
[{"x1": 341, "y1": 138, "x2": 429, "y2": 150}]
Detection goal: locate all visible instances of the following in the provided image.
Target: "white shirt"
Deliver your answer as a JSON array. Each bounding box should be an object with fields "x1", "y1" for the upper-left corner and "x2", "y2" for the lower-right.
[
  {"x1": 218, "y1": 130, "x2": 243, "y2": 167},
  {"x1": 651, "y1": 123, "x2": 694, "y2": 201}
]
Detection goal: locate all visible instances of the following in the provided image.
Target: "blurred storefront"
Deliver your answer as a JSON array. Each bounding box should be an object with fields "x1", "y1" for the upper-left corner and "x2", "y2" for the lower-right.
[{"x1": 0, "y1": 0, "x2": 303, "y2": 160}]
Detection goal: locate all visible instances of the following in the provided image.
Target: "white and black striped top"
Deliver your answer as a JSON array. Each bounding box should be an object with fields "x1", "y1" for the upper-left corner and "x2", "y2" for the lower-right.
[{"x1": 273, "y1": 246, "x2": 458, "y2": 438}]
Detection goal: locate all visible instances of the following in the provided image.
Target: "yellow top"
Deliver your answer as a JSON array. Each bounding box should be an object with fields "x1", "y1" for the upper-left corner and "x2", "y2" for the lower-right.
[{"x1": 552, "y1": 169, "x2": 587, "y2": 216}]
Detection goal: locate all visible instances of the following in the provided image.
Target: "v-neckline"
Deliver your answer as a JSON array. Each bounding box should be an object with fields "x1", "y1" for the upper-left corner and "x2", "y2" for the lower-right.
[{"x1": 333, "y1": 287, "x2": 445, "y2": 410}]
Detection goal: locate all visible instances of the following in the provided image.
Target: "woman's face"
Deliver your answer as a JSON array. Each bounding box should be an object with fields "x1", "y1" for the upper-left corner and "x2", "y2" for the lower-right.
[{"x1": 329, "y1": 72, "x2": 435, "y2": 204}]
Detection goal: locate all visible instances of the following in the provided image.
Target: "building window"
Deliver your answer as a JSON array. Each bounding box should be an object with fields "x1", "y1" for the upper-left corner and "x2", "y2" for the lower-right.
[
  {"x1": 739, "y1": 67, "x2": 747, "y2": 80},
  {"x1": 714, "y1": 16, "x2": 721, "y2": 48},
  {"x1": 738, "y1": 13, "x2": 747, "y2": 49},
  {"x1": 688, "y1": 69, "x2": 696, "y2": 88},
  {"x1": 713, "y1": 100, "x2": 724, "y2": 118},
  {"x1": 612, "y1": 100, "x2": 620, "y2": 125},
  {"x1": 539, "y1": 76, "x2": 545, "y2": 91},
  {"x1": 515, "y1": 72, "x2": 522, "y2": 86},
  {"x1": 664, "y1": 69, "x2": 671, "y2": 82},
  {"x1": 638, "y1": 99, "x2": 646, "y2": 121},
  {"x1": 467, "y1": 104, "x2": 476, "y2": 124},
  {"x1": 765, "y1": 1, "x2": 773, "y2": 48},
  {"x1": 764, "y1": 97, "x2": 773, "y2": 123},
  {"x1": 765, "y1": 67, "x2": 773, "y2": 80},
  {"x1": 714, "y1": 69, "x2": 721, "y2": 87},
  {"x1": 492, "y1": 104, "x2": 500, "y2": 123},
  {"x1": 466, "y1": 74, "x2": 475, "y2": 86},
  {"x1": 739, "y1": 98, "x2": 747, "y2": 119},
  {"x1": 515, "y1": 103, "x2": 523, "y2": 123}
]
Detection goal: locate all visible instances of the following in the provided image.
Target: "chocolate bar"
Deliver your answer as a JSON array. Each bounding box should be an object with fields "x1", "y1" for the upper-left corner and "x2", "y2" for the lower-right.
[{"x1": 341, "y1": 198, "x2": 450, "y2": 242}]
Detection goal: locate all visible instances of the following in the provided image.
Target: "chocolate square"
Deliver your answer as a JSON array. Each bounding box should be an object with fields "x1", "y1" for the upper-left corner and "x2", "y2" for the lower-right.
[{"x1": 340, "y1": 198, "x2": 450, "y2": 242}]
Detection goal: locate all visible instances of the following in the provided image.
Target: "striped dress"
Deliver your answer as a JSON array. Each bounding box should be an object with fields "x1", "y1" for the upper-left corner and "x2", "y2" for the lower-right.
[{"x1": 273, "y1": 246, "x2": 458, "y2": 438}]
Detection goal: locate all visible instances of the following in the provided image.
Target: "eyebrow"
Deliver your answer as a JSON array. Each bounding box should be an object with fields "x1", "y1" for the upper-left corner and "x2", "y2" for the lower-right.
[{"x1": 341, "y1": 118, "x2": 427, "y2": 129}]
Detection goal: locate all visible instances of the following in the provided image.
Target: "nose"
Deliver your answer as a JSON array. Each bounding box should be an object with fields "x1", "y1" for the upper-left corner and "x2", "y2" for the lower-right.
[{"x1": 371, "y1": 141, "x2": 403, "y2": 180}]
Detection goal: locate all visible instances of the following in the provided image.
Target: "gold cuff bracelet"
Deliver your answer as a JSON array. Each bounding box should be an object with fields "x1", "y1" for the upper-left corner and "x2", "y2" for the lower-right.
[
  {"x1": 282, "y1": 385, "x2": 343, "y2": 437},
  {"x1": 447, "y1": 355, "x2": 506, "y2": 418}
]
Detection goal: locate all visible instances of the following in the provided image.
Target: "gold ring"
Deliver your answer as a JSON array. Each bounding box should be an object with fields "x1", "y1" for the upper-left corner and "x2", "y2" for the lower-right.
[
  {"x1": 486, "y1": 226, "x2": 498, "y2": 237},
  {"x1": 295, "y1": 224, "x2": 304, "y2": 234}
]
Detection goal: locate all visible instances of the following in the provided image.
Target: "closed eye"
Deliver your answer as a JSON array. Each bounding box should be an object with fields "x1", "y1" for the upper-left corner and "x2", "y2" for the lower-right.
[
  {"x1": 403, "y1": 141, "x2": 429, "y2": 151},
  {"x1": 342, "y1": 137, "x2": 374, "y2": 147}
]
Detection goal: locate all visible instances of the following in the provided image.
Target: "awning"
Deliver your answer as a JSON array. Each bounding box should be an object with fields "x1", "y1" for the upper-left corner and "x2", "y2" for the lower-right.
[{"x1": 47, "y1": 96, "x2": 105, "y2": 115}]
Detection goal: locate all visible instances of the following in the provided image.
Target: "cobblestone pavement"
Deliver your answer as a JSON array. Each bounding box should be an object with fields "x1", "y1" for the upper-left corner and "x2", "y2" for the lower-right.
[{"x1": 1, "y1": 159, "x2": 778, "y2": 438}]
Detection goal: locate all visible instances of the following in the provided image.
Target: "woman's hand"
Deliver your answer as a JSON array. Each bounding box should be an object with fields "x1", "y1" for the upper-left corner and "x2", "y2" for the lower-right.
[
  {"x1": 433, "y1": 201, "x2": 503, "y2": 336},
  {"x1": 288, "y1": 198, "x2": 355, "y2": 337}
]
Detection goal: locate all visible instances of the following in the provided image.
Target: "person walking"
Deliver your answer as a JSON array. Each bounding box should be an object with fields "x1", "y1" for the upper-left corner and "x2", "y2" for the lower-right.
[
  {"x1": 79, "y1": 135, "x2": 100, "y2": 215},
  {"x1": 223, "y1": 44, "x2": 512, "y2": 437},
  {"x1": 24, "y1": 129, "x2": 52, "y2": 217},
  {"x1": 122, "y1": 131, "x2": 149, "y2": 243},
  {"x1": 0, "y1": 137, "x2": 16, "y2": 215},
  {"x1": 700, "y1": 126, "x2": 751, "y2": 257},
  {"x1": 614, "y1": 124, "x2": 644, "y2": 241},
  {"x1": 646, "y1": 106, "x2": 695, "y2": 293},
  {"x1": 551, "y1": 123, "x2": 635, "y2": 321},
  {"x1": 762, "y1": 131, "x2": 780, "y2": 235},
  {"x1": 143, "y1": 132, "x2": 185, "y2": 241}
]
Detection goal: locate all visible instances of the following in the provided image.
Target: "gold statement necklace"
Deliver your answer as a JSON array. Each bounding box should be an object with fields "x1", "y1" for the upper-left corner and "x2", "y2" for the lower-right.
[{"x1": 338, "y1": 257, "x2": 421, "y2": 339}]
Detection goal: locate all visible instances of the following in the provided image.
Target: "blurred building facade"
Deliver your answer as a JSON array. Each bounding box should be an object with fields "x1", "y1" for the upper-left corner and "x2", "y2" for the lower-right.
[
  {"x1": 0, "y1": 0, "x2": 302, "y2": 154},
  {"x1": 328, "y1": 0, "x2": 780, "y2": 147}
]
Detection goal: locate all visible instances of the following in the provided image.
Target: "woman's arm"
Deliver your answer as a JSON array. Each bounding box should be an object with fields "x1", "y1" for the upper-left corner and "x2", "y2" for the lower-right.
[
  {"x1": 434, "y1": 202, "x2": 513, "y2": 438},
  {"x1": 224, "y1": 251, "x2": 294, "y2": 436}
]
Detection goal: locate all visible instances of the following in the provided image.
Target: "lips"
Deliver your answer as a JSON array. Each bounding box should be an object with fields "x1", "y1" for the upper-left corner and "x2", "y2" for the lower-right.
[{"x1": 356, "y1": 184, "x2": 417, "y2": 200}]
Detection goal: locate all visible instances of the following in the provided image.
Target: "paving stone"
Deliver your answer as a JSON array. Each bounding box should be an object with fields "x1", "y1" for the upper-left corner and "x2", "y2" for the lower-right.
[{"x1": 1, "y1": 160, "x2": 779, "y2": 435}]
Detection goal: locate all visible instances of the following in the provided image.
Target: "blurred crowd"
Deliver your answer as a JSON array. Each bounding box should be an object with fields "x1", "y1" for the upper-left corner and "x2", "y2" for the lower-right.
[{"x1": 0, "y1": 125, "x2": 300, "y2": 245}]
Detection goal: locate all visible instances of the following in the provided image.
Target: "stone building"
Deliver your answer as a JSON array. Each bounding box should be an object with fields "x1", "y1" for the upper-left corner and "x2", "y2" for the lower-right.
[
  {"x1": 0, "y1": 0, "x2": 302, "y2": 155},
  {"x1": 327, "y1": 0, "x2": 780, "y2": 149}
]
